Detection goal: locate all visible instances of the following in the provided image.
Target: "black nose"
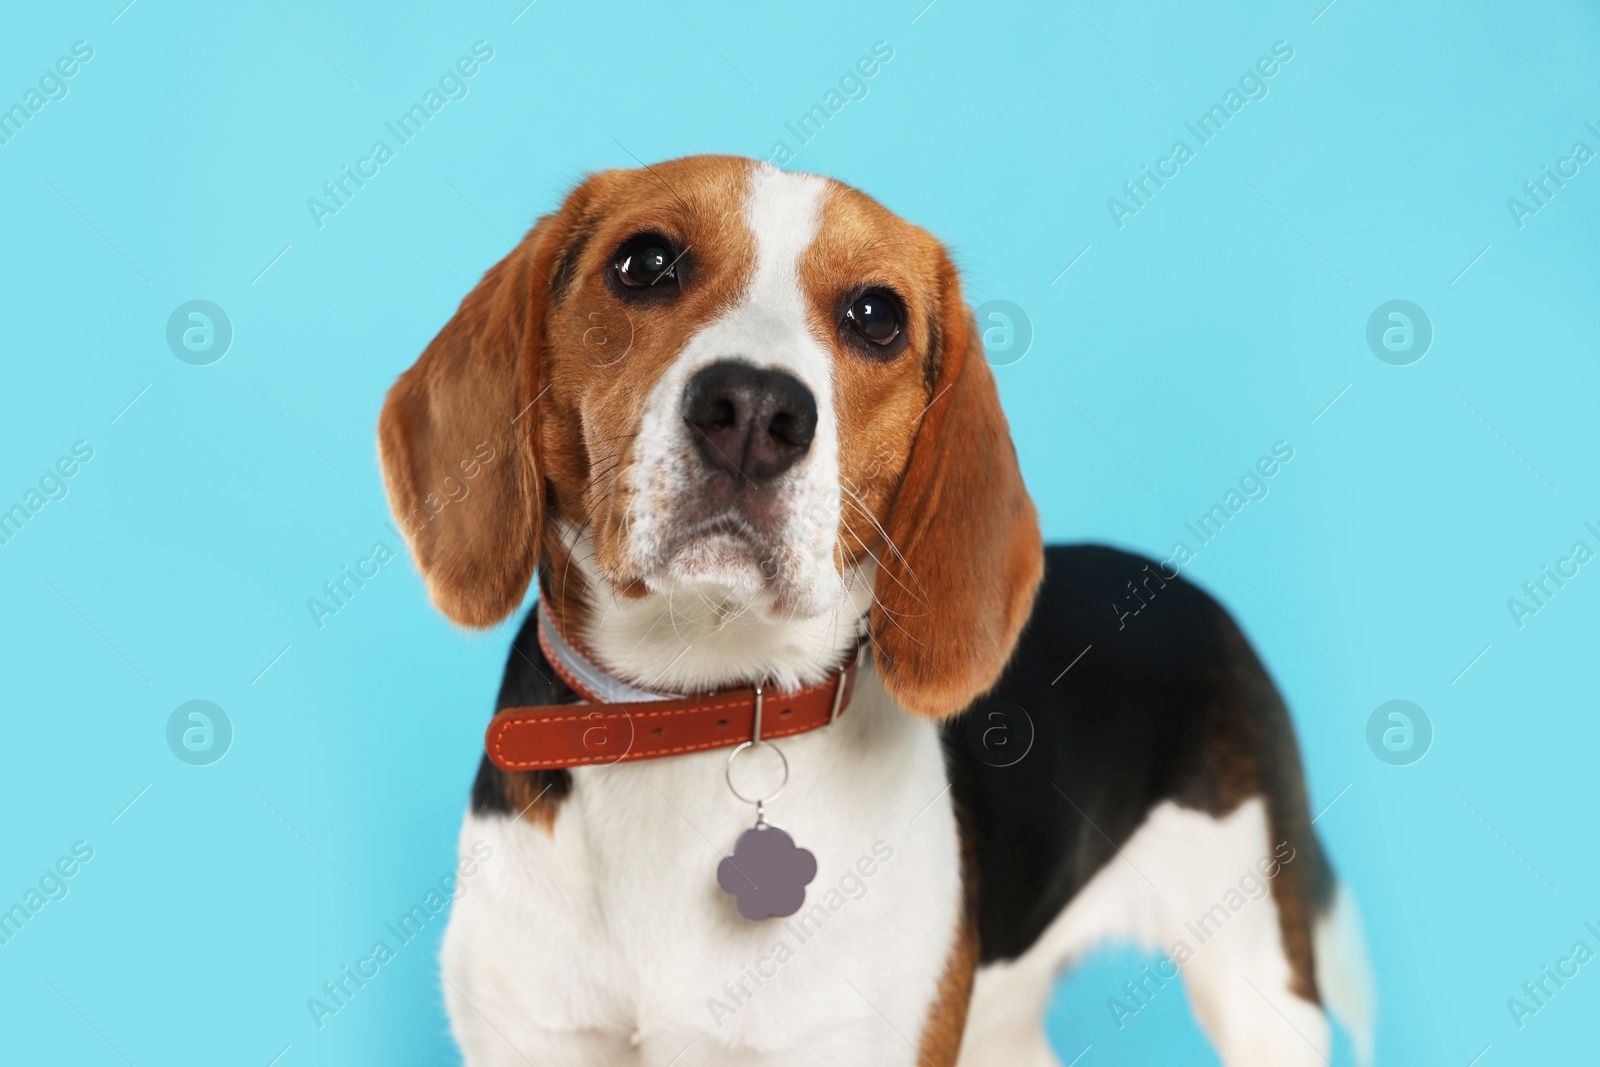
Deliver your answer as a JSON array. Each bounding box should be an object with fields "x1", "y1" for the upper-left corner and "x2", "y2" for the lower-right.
[{"x1": 682, "y1": 362, "x2": 818, "y2": 483}]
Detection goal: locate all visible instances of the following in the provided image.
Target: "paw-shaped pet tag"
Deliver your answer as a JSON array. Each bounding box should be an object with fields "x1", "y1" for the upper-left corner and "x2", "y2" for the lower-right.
[{"x1": 717, "y1": 824, "x2": 817, "y2": 920}]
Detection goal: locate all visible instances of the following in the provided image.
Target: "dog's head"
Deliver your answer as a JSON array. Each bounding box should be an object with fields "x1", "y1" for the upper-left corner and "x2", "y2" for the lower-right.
[{"x1": 378, "y1": 155, "x2": 1041, "y2": 717}]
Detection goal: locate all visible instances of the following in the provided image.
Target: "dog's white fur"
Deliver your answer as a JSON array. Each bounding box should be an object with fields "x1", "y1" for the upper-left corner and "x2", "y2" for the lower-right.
[
  {"x1": 442, "y1": 663, "x2": 961, "y2": 1066},
  {"x1": 439, "y1": 169, "x2": 1344, "y2": 1066}
]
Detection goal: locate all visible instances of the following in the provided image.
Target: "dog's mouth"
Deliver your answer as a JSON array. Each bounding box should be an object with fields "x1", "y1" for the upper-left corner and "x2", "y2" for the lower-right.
[
  {"x1": 686, "y1": 513, "x2": 763, "y2": 543},
  {"x1": 663, "y1": 511, "x2": 776, "y2": 590}
]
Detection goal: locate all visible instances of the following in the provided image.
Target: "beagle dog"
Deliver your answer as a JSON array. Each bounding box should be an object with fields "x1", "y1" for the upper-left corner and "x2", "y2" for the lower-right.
[{"x1": 377, "y1": 155, "x2": 1371, "y2": 1066}]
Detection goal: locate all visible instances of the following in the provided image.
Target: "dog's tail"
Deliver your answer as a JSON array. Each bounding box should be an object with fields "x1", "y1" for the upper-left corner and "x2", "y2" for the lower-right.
[{"x1": 1314, "y1": 880, "x2": 1375, "y2": 1065}]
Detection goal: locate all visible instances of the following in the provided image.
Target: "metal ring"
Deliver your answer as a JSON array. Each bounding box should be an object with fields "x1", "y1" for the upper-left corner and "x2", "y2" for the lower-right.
[{"x1": 725, "y1": 739, "x2": 789, "y2": 807}]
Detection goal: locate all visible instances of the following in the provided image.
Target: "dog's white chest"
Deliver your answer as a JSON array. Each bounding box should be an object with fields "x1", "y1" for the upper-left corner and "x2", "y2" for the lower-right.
[{"x1": 440, "y1": 668, "x2": 962, "y2": 1066}]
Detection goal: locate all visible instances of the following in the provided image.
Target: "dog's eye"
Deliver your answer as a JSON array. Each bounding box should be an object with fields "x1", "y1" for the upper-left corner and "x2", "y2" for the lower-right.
[
  {"x1": 615, "y1": 235, "x2": 680, "y2": 289},
  {"x1": 844, "y1": 291, "x2": 902, "y2": 346}
]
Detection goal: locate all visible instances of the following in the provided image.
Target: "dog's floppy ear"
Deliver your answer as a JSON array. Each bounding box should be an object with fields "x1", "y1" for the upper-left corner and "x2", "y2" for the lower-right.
[
  {"x1": 378, "y1": 212, "x2": 569, "y2": 628},
  {"x1": 870, "y1": 248, "x2": 1044, "y2": 718}
]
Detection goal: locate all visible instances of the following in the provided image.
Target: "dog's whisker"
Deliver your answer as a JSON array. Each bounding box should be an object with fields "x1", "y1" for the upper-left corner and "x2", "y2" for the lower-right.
[
  {"x1": 835, "y1": 515, "x2": 929, "y2": 650},
  {"x1": 839, "y1": 484, "x2": 930, "y2": 607},
  {"x1": 838, "y1": 497, "x2": 934, "y2": 619}
]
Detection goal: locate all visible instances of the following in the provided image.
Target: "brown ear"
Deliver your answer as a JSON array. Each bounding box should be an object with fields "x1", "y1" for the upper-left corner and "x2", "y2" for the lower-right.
[
  {"x1": 378, "y1": 215, "x2": 566, "y2": 627},
  {"x1": 870, "y1": 251, "x2": 1044, "y2": 718}
]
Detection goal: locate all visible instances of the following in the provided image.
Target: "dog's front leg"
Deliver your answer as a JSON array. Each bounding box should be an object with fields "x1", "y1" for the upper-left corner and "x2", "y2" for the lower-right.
[{"x1": 440, "y1": 812, "x2": 641, "y2": 1067}]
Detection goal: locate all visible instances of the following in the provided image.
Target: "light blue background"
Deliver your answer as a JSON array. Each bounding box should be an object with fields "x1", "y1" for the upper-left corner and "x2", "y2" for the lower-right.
[{"x1": 2, "y1": 1, "x2": 1597, "y2": 1064}]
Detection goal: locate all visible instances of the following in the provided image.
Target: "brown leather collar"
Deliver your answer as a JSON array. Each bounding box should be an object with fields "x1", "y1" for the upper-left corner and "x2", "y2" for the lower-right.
[{"x1": 486, "y1": 604, "x2": 862, "y2": 772}]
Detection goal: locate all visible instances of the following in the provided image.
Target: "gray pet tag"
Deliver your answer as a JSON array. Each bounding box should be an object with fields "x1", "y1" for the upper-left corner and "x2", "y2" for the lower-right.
[
  {"x1": 718, "y1": 694, "x2": 817, "y2": 920},
  {"x1": 718, "y1": 821, "x2": 817, "y2": 921}
]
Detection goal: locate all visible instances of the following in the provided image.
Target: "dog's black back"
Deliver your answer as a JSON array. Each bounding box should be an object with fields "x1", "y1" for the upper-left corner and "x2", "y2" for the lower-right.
[{"x1": 944, "y1": 543, "x2": 1334, "y2": 964}]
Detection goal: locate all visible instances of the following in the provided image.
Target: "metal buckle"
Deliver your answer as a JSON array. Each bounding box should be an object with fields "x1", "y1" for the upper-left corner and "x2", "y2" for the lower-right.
[{"x1": 829, "y1": 642, "x2": 865, "y2": 726}]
